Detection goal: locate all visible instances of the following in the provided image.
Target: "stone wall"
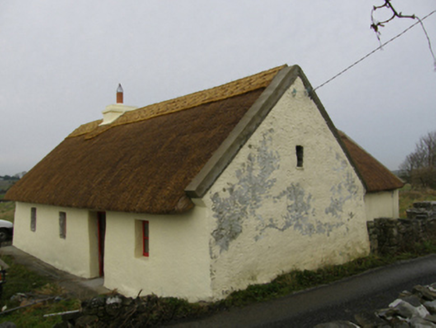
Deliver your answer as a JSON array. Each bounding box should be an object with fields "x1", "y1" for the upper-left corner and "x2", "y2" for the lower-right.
[
  {"x1": 406, "y1": 201, "x2": 436, "y2": 220},
  {"x1": 367, "y1": 217, "x2": 436, "y2": 255}
]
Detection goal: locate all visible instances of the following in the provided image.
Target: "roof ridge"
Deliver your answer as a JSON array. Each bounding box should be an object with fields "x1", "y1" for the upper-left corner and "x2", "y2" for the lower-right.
[
  {"x1": 67, "y1": 65, "x2": 287, "y2": 139},
  {"x1": 338, "y1": 130, "x2": 404, "y2": 191},
  {"x1": 68, "y1": 120, "x2": 102, "y2": 138}
]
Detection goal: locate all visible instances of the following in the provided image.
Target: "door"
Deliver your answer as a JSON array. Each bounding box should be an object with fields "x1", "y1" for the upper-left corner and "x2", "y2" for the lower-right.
[{"x1": 97, "y1": 212, "x2": 106, "y2": 277}]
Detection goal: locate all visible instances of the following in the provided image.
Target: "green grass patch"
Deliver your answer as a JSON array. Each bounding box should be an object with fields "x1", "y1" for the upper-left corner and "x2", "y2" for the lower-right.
[
  {"x1": 399, "y1": 185, "x2": 436, "y2": 218},
  {"x1": 0, "y1": 256, "x2": 51, "y2": 303},
  {"x1": 0, "y1": 201, "x2": 15, "y2": 223},
  {"x1": 0, "y1": 298, "x2": 80, "y2": 328},
  {"x1": 0, "y1": 255, "x2": 80, "y2": 327}
]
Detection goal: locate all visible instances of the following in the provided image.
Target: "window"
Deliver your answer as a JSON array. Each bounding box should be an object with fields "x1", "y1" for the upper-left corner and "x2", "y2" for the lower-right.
[
  {"x1": 296, "y1": 145, "x2": 304, "y2": 168},
  {"x1": 59, "y1": 212, "x2": 66, "y2": 239},
  {"x1": 135, "y1": 220, "x2": 150, "y2": 258},
  {"x1": 142, "y1": 221, "x2": 149, "y2": 257},
  {"x1": 30, "y1": 207, "x2": 36, "y2": 232}
]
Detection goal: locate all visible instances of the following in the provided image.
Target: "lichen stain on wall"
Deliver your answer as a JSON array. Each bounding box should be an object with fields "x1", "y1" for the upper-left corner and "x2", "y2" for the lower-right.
[
  {"x1": 211, "y1": 128, "x2": 279, "y2": 253},
  {"x1": 325, "y1": 152, "x2": 360, "y2": 226},
  {"x1": 210, "y1": 129, "x2": 360, "y2": 253}
]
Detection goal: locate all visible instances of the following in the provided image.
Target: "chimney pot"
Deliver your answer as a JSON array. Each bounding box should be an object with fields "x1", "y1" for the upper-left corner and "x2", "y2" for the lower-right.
[{"x1": 116, "y1": 83, "x2": 123, "y2": 103}]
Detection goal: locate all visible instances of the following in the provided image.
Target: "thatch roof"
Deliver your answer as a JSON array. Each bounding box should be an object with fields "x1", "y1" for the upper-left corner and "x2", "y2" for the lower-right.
[
  {"x1": 6, "y1": 64, "x2": 403, "y2": 214},
  {"x1": 6, "y1": 66, "x2": 284, "y2": 214},
  {"x1": 338, "y1": 131, "x2": 404, "y2": 192}
]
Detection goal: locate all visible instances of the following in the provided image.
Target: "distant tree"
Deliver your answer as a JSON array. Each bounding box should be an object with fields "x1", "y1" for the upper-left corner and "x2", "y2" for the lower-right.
[
  {"x1": 400, "y1": 131, "x2": 436, "y2": 188},
  {"x1": 13, "y1": 171, "x2": 27, "y2": 179}
]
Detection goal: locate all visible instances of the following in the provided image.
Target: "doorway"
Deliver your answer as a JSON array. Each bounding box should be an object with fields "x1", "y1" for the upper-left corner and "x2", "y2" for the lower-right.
[{"x1": 97, "y1": 212, "x2": 106, "y2": 277}]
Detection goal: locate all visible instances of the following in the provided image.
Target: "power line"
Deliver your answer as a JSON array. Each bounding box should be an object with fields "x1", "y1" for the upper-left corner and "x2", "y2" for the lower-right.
[{"x1": 314, "y1": 10, "x2": 436, "y2": 91}]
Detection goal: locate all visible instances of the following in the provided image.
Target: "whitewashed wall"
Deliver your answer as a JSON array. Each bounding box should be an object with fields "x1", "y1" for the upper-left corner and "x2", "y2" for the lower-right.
[
  {"x1": 13, "y1": 202, "x2": 98, "y2": 278},
  {"x1": 203, "y1": 78, "x2": 370, "y2": 300},
  {"x1": 103, "y1": 201, "x2": 212, "y2": 302},
  {"x1": 365, "y1": 190, "x2": 399, "y2": 220}
]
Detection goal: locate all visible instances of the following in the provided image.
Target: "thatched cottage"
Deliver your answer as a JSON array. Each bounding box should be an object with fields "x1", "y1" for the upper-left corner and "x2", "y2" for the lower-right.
[{"x1": 6, "y1": 65, "x2": 403, "y2": 301}]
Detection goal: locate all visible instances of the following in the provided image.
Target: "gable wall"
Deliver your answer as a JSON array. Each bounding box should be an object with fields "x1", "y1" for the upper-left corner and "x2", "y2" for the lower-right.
[
  {"x1": 203, "y1": 77, "x2": 370, "y2": 300},
  {"x1": 364, "y1": 189, "x2": 399, "y2": 220},
  {"x1": 13, "y1": 202, "x2": 98, "y2": 278},
  {"x1": 102, "y1": 201, "x2": 212, "y2": 302}
]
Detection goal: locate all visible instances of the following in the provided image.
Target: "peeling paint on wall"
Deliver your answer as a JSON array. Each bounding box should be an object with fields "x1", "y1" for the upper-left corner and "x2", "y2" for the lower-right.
[
  {"x1": 206, "y1": 79, "x2": 369, "y2": 300},
  {"x1": 261, "y1": 183, "x2": 316, "y2": 237},
  {"x1": 260, "y1": 182, "x2": 347, "y2": 238},
  {"x1": 325, "y1": 154, "x2": 360, "y2": 220},
  {"x1": 210, "y1": 128, "x2": 362, "y2": 253},
  {"x1": 211, "y1": 129, "x2": 279, "y2": 253}
]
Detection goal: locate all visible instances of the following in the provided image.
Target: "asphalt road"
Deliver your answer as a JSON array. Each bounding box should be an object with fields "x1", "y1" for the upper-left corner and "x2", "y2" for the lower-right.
[{"x1": 168, "y1": 255, "x2": 436, "y2": 328}]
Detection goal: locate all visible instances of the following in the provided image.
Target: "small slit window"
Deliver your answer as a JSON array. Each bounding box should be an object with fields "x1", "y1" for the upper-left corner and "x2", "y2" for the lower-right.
[
  {"x1": 142, "y1": 221, "x2": 149, "y2": 257},
  {"x1": 296, "y1": 145, "x2": 304, "y2": 168},
  {"x1": 59, "y1": 212, "x2": 67, "y2": 239},
  {"x1": 30, "y1": 207, "x2": 37, "y2": 232}
]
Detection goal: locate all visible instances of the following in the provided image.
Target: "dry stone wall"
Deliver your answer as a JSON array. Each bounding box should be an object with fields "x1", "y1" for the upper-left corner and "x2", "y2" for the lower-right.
[
  {"x1": 367, "y1": 202, "x2": 436, "y2": 256},
  {"x1": 367, "y1": 217, "x2": 436, "y2": 255}
]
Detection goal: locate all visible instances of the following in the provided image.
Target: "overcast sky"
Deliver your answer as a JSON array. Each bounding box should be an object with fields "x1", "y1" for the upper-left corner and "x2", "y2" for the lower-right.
[{"x1": 1, "y1": 1, "x2": 435, "y2": 175}]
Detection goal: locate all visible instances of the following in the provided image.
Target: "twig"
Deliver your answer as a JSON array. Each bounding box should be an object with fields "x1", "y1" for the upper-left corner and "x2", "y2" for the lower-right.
[
  {"x1": 371, "y1": 0, "x2": 415, "y2": 36},
  {"x1": 415, "y1": 15, "x2": 436, "y2": 71},
  {"x1": 0, "y1": 297, "x2": 56, "y2": 315},
  {"x1": 43, "y1": 309, "x2": 80, "y2": 317}
]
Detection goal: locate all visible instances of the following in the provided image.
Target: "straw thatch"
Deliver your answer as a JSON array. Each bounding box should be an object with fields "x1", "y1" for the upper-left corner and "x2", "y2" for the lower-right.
[
  {"x1": 7, "y1": 87, "x2": 266, "y2": 214},
  {"x1": 338, "y1": 131, "x2": 404, "y2": 192}
]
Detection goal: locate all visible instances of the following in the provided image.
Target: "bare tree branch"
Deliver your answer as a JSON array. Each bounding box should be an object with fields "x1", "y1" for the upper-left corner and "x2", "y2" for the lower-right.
[
  {"x1": 400, "y1": 131, "x2": 436, "y2": 188},
  {"x1": 371, "y1": 1, "x2": 436, "y2": 70},
  {"x1": 371, "y1": 0, "x2": 415, "y2": 37}
]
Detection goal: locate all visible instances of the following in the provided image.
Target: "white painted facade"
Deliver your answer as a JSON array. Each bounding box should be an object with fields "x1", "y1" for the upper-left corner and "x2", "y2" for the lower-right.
[
  {"x1": 103, "y1": 202, "x2": 212, "y2": 302},
  {"x1": 13, "y1": 202, "x2": 100, "y2": 278},
  {"x1": 203, "y1": 78, "x2": 369, "y2": 299},
  {"x1": 364, "y1": 190, "x2": 399, "y2": 220},
  {"x1": 13, "y1": 200, "x2": 214, "y2": 302}
]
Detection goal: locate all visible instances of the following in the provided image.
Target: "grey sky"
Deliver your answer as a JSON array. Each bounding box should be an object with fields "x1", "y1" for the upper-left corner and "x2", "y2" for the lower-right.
[{"x1": 1, "y1": 1, "x2": 435, "y2": 175}]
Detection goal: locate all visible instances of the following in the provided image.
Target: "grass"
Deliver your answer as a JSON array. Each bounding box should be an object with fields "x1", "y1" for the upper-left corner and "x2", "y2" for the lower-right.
[
  {"x1": 0, "y1": 181, "x2": 15, "y2": 195},
  {"x1": 0, "y1": 256, "x2": 80, "y2": 327},
  {"x1": 1, "y1": 298, "x2": 80, "y2": 328},
  {"x1": 0, "y1": 186, "x2": 15, "y2": 223},
  {"x1": 0, "y1": 200, "x2": 15, "y2": 224},
  {"x1": 399, "y1": 184, "x2": 436, "y2": 218}
]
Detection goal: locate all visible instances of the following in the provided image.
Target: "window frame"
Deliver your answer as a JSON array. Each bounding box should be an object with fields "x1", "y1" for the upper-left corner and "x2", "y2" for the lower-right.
[
  {"x1": 30, "y1": 207, "x2": 37, "y2": 232},
  {"x1": 142, "y1": 221, "x2": 149, "y2": 257},
  {"x1": 59, "y1": 211, "x2": 67, "y2": 239}
]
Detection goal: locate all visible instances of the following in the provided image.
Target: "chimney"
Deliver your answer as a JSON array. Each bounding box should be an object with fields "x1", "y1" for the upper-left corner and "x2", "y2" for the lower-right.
[
  {"x1": 100, "y1": 84, "x2": 137, "y2": 126},
  {"x1": 116, "y1": 83, "x2": 123, "y2": 104}
]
